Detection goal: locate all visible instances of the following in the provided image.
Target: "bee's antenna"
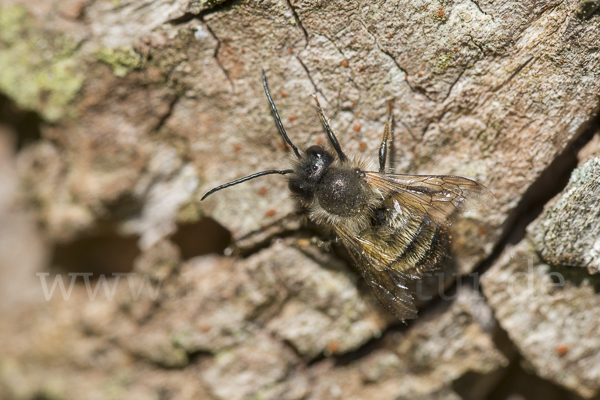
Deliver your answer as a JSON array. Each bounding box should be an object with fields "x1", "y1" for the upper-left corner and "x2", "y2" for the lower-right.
[
  {"x1": 312, "y1": 94, "x2": 348, "y2": 162},
  {"x1": 201, "y1": 169, "x2": 294, "y2": 200},
  {"x1": 262, "y1": 70, "x2": 302, "y2": 159}
]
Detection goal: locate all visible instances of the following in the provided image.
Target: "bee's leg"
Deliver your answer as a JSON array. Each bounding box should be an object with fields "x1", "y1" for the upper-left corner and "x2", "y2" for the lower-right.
[
  {"x1": 310, "y1": 235, "x2": 337, "y2": 248},
  {"x1": 234, "y1": 210, "x2": 306, "y2": 252},
  {"x1": 378, "y1": 99, "x2": 395, "y2": 173},
  {"x1": 294, "y1": 235, "x2": 336, "y2": 253}
]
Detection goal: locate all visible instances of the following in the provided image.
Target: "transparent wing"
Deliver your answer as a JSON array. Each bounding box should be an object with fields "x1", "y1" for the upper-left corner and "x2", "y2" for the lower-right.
[
  {"x1": 336, "y1": 224, "x2": 419, "y2": 321},
  {"x1": 365, "y1": 172, "x2": 492, "y2": 224}
]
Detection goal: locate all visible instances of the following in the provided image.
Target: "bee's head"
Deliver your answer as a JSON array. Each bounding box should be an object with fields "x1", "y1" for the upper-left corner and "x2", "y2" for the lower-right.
[{"x1": 288, "y1": 145, "x2": 334, "y2": 200}]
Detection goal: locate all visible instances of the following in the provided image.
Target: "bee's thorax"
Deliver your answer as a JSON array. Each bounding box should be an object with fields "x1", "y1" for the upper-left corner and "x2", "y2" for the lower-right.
[{"x1": 316, "y1": 168, "x2": 370, "y2": 217}]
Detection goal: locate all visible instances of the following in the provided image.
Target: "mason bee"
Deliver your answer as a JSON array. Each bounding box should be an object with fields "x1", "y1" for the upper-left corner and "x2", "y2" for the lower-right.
[{"x1": 202, "y1": 71, "x2": 489, "y2": 321}]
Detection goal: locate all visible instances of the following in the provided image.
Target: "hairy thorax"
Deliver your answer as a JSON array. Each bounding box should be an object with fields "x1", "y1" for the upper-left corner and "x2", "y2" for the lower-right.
[
  {"x1": 307, "y1": 163, "x2": 381, "y2": 234},
  {"x1": 316, "y1": 168, "x2": 371, "y2": 217}
]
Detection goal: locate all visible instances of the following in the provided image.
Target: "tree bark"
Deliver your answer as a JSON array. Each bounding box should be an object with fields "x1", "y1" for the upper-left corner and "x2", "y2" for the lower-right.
[{"x1": 0, "y1": 0, "x2": 599, "y2": 399}]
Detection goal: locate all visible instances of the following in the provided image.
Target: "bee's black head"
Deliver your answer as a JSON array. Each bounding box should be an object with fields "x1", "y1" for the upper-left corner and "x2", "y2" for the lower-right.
[{"x1": 288, "y1": 145, "x2": 334, "y2": 200}]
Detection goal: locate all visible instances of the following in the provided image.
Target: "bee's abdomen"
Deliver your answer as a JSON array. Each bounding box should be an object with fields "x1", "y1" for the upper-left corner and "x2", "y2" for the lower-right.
[
  {"x1": 393, "y1": 214, "x2": 449, "y2": 276},
  {"x1": 364, "y1": 207, "x2": 449, "y2": 276}
]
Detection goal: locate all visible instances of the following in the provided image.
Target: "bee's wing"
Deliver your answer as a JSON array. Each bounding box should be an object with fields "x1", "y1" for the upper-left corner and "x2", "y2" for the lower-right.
[
  {"x1": 364, "y1": 172, "x2": 491, "y2": 224},
  {"x1": 336, "y1": 224, "x2": 419, "y2": 321},
  {"x1": 335, "y1": 172, "x2": 490, "y2": 321}
]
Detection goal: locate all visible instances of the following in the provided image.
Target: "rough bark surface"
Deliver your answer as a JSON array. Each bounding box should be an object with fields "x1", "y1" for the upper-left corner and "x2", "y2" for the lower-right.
[
  {"x1": 0, "y1": 0, "x2": 600, "y2": 399},
  {"x1": 529, "y1": 157, "x2": 600, "y2": 274}
]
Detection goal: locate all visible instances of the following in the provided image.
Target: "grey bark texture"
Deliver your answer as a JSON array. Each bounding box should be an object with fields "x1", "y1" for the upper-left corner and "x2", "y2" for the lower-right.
[
  {"x1": 529, "y1": 157, "x2": 600, "y2": 274},
  {"x1": 0, "y1": 0, "x2": 599, "y2": 399}
]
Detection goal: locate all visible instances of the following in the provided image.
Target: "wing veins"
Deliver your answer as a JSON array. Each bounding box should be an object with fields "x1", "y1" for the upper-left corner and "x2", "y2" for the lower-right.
[
  {"x1": 335, "y1": 224, "x2": 417, "y2": 320},
  {"x1": 365, "y1": 171, "x2": 490, "y2": 223}
]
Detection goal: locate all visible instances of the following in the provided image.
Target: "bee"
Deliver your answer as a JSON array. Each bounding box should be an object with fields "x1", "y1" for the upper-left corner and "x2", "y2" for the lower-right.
[{"x1": 202, "y1": 71, "x2": 489, "y2": 321}]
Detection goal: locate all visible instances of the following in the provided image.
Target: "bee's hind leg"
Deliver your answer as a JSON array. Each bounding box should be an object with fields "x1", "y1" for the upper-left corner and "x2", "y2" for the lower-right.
[
  {"x1": 294, "y1": 235, "x2": 337, "y2": 252},
  {"x1": 310, "y1": 235, "x2": 337, "y2": 249}
]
